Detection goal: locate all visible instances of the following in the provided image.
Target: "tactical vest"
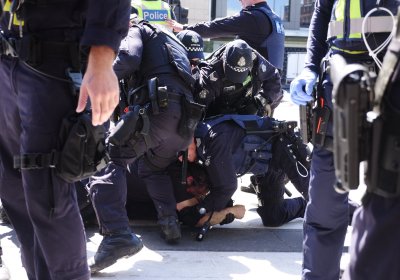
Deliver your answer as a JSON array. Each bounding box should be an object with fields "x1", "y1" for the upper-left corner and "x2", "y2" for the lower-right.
[
  {"x1": 135, "y1": 22, "x2": 194, "y2": 89},
  {"x1": 2, "y1": 0, "x2": 85, "y2": 39},
  {"x1": 328, "y1": 0, "x2": 398, "y2": 54},
  {"x1": 194, "y1": 115, "x2": 275, "y2": 176},
  {"x1": 131, "y1": 0, "x2": 171, "y2": 26},
  {"x1": 249, "y1": 4, "x2": 285, "y2": 70}
]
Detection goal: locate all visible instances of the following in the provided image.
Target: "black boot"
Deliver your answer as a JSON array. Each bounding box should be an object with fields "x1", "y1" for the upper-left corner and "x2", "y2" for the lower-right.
[
  {"x1": 240, "y1": 175, "x2": 258, "y2": 194},
  {"x1": 158, "y1": 215, "x2": 181, "y2": 244},
  {"x1": 89, "y1": 228, "x2": 143, "y2": 273}
]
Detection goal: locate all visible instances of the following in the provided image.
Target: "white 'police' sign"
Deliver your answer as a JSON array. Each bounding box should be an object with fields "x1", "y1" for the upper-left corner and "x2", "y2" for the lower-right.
[{"x1": 143, "y1": 9, "x2": 168, "y2": 22}]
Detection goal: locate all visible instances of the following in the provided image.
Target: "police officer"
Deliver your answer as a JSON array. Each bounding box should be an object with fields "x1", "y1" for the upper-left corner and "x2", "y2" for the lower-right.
[
  {"x1": 338, "y1": 14, "x2": 400, "y2": 280},
  {"x1": 0, "y1": 0, "x2": 130, "y2": 279},
  {"x1": 176, "y1": 30, "x2": 205, "y2": 67},
  {"x1": 131, "y1": 0, "x2": 175, "y2": 27},
  {"x1": 194, "y1": 39, "x2": 282, "y2": 118},
  {"x1": 0, "y1": 1, "x2": 129, "y2": 280},
  {"x1": 289, "y1": 1, "x2": 398, "y2": 279},
  {"x1": 166, "y1": 0, "x2": 285, "y2": 71},
  {"x1": 186, "y1": 114, "x2": 310, "y2": 226},
  {"x1": 88, "y1": 14, "x2": 200, "y2": 272}
]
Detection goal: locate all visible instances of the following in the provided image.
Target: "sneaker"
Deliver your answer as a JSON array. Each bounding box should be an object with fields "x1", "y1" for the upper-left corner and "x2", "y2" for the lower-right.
[
  {"x1": 89, "y1": 230, "x2": 143, "y2": 273},
  {"x1": 158, "y1": 216, "x2": 181, "y2": 244}
]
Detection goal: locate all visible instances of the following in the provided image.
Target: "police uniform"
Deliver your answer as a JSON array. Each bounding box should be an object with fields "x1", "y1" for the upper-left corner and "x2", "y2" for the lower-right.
[
  {"x1": 340, "y1": 13, "x2": 400, "y2": 280},
  {"x1": 0, "y1": 0, "x2": 130, "y2": 279},
  {"x1": 89, "y1": 21, "x2": 195, "y2": 249},
  {"x1": 194, "y1": 114, "x2": 309, "y2": 224},
  {"x1": 184, "y1": 1, "x2": 285, "y2": 71},
  {"x1": 291, "y1": 1, "x2": 399, "y2": 280},
  {"x1": 193, "y1": 41, "x2": 282, "y2": 117}
]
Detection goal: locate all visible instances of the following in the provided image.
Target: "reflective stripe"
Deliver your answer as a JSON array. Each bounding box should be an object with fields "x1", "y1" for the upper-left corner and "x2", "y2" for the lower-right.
[
  {"x1": 334, "y1": 0, "x2": 346, "y2": 38},
  {"x1": 349, "y1": 0, "x2": 362, "y2": 38},
  {"x1": 131, "y1": 0, "x2": 171, "y2": 25},
  {"x1": 331, "y1": 45, "x2": 368, "y2": 54},
  {"x1": 328, "y1": 16, "x2": 394, "y2": 39}
]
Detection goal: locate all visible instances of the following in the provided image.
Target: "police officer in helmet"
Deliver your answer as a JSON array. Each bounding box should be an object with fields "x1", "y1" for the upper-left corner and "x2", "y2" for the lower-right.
[
  {"x1": 289, "y1": 1, "x2": 398, "y2": 279},
  {"x1": 88, "y1": 8, "x2": 202, "y2": 273}
]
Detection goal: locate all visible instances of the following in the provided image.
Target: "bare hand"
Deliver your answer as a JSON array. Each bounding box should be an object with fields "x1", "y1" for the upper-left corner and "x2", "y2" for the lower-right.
[
  {"x1": 165, "y1": 18, "x2": 184, "y2": 32},
  {"x1": 76, "y1": 46, "x2": 119, "y2": 126}
]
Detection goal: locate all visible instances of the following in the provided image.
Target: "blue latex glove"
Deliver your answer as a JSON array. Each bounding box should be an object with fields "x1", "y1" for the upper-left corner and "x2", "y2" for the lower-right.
[{"x1": 290, "y1": 69, "x2": 318, "y2": 105}]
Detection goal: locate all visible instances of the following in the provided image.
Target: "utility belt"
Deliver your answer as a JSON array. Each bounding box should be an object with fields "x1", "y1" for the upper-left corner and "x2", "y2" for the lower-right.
[
  {"x1": 0, "y1": 33, "x2": 80, "y2": 69},
  {"x1": 109, "y1": 77, "x2": 205, "y2": 149}
]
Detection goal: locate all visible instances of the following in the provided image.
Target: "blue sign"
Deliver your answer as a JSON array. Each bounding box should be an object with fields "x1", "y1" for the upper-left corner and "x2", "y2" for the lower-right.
[{"x1": 143, "y1": 9, "x2": 168, "y2": 22}]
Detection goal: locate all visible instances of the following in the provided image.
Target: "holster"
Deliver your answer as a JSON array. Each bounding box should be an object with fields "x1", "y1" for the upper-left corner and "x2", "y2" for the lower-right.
[
  {"x1": 330, "y1": 54, "x2": 374, "y2": 192},
  {"x1": 178, "y1": 96, "x2": 205, "y2": 139},
  {"x1": 108, "y1": 105, "x2": 149, "y2": 148}
]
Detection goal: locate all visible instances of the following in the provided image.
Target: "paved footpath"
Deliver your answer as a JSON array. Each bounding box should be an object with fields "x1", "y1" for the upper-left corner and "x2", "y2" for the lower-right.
[{"x1": 0, "y1": 94, "x2": 366, "y2": 279}]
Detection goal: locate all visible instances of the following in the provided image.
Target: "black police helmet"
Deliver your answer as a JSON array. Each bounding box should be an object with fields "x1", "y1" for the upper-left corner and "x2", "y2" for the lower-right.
[
  {"x1": 176, "y1": 30, "x2": 205, "y2": 61},
  {"x1": 223, "y1": 39, "x2": 253, "y2": 84}
]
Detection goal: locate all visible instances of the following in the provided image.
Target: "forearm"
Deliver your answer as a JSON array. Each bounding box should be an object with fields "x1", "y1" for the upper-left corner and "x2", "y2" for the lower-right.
[
  {"x1": 196, "y1": 205, "x2": 246, "y2": 227},
  {"x1": 304, "y1": 1, "x2": 333, "y2": 73}
]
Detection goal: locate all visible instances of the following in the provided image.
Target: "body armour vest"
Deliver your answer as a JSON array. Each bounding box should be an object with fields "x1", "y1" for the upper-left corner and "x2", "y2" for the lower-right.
[
  {"x1": 195, "y1": 115, "x2": 275, "y2": 176},
  {"x1": 136, "y1": 22, "x2": 194, "y2": 88},
  {"x1": 249, "y1": 4, "x2": 285, "y2": 71},
  {"x1": 329, "y1": 0, "x2": 398, "y2": 54}
]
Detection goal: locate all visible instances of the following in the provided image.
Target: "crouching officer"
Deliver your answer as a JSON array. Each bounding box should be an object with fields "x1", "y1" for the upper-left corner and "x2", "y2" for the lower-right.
[
  {"x1": 193, "y1": 39, "x2": 282, "y2": 118},
  {"x1": 186, "y1": 114, "x2": 310, "y2": 231},
  {"x1": 88, "y1": 14, "x2": 203, "y2": 272}
]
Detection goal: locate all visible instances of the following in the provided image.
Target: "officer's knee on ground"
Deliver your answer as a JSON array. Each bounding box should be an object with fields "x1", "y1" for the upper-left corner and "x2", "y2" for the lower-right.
[{"x1": 257, "y1": 205, "x2": 287, "y2": 227}]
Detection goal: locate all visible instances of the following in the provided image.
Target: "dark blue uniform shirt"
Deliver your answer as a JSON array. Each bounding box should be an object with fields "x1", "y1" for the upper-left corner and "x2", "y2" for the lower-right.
[{"x1": 186, "y1": 2, "x2": 272, "y2": 60}]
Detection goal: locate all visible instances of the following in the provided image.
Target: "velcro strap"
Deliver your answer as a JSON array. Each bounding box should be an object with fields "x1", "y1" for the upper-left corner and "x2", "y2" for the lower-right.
[
  {"x1": 14, "y1": 152, "x2": 58, "y2": 169},
  {"x1": 328, "y1": 16, "x2": 394, "y2": 39}
]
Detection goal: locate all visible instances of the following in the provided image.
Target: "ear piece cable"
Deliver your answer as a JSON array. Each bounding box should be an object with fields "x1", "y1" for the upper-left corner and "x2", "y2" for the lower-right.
[{"x1": 362, "y1": 1, "x2": 395, "y2": 69}]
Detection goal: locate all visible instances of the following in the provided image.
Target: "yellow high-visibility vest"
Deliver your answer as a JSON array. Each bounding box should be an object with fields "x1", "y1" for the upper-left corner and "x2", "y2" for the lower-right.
[{"x1": 328, "y1": 0, "x2": 397, "y2": 54}]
